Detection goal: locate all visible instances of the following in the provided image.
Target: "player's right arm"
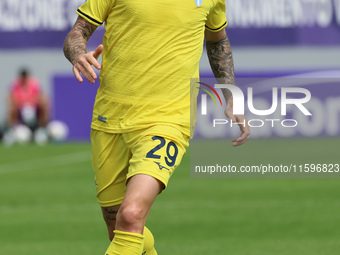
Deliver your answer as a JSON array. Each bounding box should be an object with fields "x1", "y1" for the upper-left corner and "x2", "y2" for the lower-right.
[{"x1": 63, "y1": 16, "x2": 103, "y2": 84}]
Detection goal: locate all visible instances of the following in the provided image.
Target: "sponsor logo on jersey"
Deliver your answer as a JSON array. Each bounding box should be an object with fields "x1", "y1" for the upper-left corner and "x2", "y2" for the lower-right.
[
  {"x1": 98, "y1": 115, "x2": 107, "y2": 123},
  {"x1": 195, "y1": 0, "x2": 202, "y2": 7},
  {"x1": 154, "y1": 161, "x2": 170, "y2": 171}
]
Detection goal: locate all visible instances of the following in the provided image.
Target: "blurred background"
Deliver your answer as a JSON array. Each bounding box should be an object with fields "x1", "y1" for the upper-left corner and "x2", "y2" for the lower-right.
[
  {"x1": 1, "y1": 0, "x2": 340, "y2": 141},
  {"x1": 1, "y1": 1, "x2": 340, "y2": 255}
]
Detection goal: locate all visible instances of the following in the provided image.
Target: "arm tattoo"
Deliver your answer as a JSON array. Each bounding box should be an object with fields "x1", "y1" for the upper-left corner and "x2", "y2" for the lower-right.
[
  {"x1": 63, "y1": 16, "x2": 97, "y2": 64},
  {"x1": 103, "y1": 208, "x2": 118, "y2": 222},
  {"x1": 206, "y1": 34, "x2": 235, "y2": 101}
]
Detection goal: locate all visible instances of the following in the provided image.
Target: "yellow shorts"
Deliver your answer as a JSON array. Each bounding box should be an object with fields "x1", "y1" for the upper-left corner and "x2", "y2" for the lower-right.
[{"x1": 91, "y1": 125, "x2": 189, "y2": 207}]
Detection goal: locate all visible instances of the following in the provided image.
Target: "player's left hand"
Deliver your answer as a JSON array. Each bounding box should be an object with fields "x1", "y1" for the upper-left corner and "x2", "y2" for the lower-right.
[{"x1": 225, "y1": 97, "x2": 250, "y2": 147}]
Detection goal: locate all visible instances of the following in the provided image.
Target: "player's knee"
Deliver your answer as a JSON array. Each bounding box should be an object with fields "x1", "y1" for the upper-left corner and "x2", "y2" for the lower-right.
[{"x1": 117, "y1": 204, "x2": 144, "y2": 229}]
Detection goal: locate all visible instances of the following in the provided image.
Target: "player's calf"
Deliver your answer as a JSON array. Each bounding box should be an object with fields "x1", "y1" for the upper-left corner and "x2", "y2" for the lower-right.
[{"x1": 102, "y1": 205, "x2": 120, "y2": 241}]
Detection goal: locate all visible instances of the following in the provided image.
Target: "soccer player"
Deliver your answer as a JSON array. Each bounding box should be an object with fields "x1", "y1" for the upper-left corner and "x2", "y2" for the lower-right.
[
  {"x1": 63, "y1": 1, "x2": 249, "y2": 254},
  {"x1": 7, "y1": 68, "x2": 49, "y2": 130}
]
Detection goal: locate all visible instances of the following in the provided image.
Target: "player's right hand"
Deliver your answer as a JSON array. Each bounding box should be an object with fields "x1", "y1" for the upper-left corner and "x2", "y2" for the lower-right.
[{"x1": 72, "y1": 44, "x2": 104, "y2": 84}]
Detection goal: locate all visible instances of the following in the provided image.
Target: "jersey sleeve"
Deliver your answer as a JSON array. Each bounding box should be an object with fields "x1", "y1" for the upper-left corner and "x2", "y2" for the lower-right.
[
  {"x1": 205, "y1": 0, "x2": 228, "y2": 32},
  {"x1": 76, "y1": 0, "x2": 115, "y2": 26}
]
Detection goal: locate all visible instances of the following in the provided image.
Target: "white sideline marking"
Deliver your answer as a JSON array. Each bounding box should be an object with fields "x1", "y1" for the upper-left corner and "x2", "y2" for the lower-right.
[
  {"x1": 0, "y1": 202, "x2": 99, "y2": 214},
  {"x1": 0, "y1": 150, "x2": 91, "y2": 175}
]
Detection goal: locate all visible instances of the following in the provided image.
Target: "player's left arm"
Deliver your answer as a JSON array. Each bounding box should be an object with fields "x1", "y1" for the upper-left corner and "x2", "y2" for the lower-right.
[{"x1": 205, "y1": 29, "x2": 250, "y2": 146}]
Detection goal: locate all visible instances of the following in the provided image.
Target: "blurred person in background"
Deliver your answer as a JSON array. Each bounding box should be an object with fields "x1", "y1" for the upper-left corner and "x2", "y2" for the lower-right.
[
  {"x1": 7, "y1": 68, "x2": 49, "y2": 131},
  {"x1": 1, "y1": 68, "x2": 51, "y2": 146}
]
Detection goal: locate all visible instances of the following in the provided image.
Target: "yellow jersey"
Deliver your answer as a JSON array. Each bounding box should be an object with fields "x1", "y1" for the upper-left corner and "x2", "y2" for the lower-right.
[{"x1": 76, "y1": 0, "x2": 227, "y2": 137}]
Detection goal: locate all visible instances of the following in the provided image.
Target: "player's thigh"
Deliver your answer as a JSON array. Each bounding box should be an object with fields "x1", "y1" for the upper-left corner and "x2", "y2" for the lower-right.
[
  {"x1": 124, "y1": 125, "x2": 189, "y2": 188},
  {"x1": 91, "y1": 129, "x2": 131, "y2": 207}
]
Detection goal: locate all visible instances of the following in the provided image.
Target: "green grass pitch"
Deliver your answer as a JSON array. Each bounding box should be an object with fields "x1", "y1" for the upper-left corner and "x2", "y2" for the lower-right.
[{"x1": 0, "y1": 138, "x2": 340, "y2": 255}]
